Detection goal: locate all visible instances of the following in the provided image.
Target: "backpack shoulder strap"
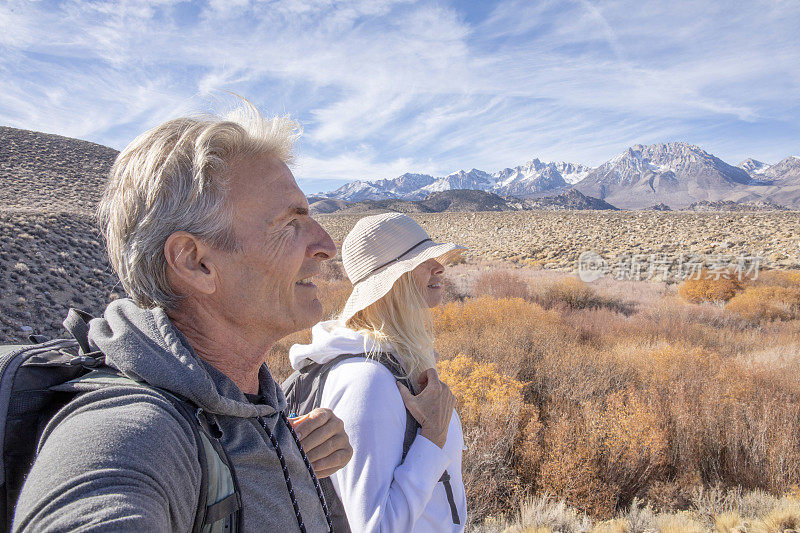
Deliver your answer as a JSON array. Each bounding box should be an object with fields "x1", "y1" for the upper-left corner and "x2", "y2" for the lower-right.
[
  {"x1": 301, "y1": 352, "x2": 421, "y2": 460},
  {"x1": 369, "y1": 354, "x2": 419, "y2": 461},
  {"x1": 371, "y1": 355, "x2": 461, "y2": 525},
  {"x1": 282, "y1": 353, "x2": 366, "y2": 417},
  {"x1": 61, "y1": 371, "x2": 242, "y2": 533}
]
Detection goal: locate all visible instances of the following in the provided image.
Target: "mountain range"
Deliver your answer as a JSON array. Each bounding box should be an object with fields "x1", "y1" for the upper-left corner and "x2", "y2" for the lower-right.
[{"x1": 318, "y1": 142, "x2": 800, "y2": 210}]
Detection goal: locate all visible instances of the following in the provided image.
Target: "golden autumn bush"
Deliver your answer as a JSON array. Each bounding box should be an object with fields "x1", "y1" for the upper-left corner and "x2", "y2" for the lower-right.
[
  {"x1": 438, "y1": 353, "x2": 525, "y2": 426},
  {"x1": 750, "y1": 269, "x2": 800, "y2": 288},
  {"x1": 678, "y1": 269, "x2": 744, "y2": 303},
  {"x1": 429, "y1": 285, "x2": 800, "y2": 526},
  {"x1": 439, "y1": 353, "x2": 532, "y2": 522},
  {"x1": 725, "y1": 285, "x2": 800, "y2": 322}
]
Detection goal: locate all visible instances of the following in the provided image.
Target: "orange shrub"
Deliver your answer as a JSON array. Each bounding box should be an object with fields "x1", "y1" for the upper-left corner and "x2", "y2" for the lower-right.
[
  {"x1": 678, "y1": 269, "x2": 744, "y2": 303},
  {"x1": 533, "y1": 277, "x2": 635, "y2": 315},
  {"x1": 539, "y1": 277, "x2": 599, "y2": 308},
  {"x1": 438, "y1": 353, "x2": 529, "y2": 521},
  {"x1": 725, "y1": 286, "x2": 800, "y2": 322},
  {"x1": 433, "y1": 296, "x2": 570, "y2": 378},
  {"x1": 749, "y1": 269, "x2": 800, "y2": 288},
  {"x1": 594, "y1": 390, "x2": 669, "y2": 504},
  {"x1": 472, "y1": 270, "x2": 531, "y2": 300},
  {"x1": 538, "y1": 412, "x2": 619, "y2": 518},
  {"x1": 537, "y1": 390, "x2": 669, "y2": 516},
  {"x1": 438, "y1": 353, "x2": 524, "y2": 426}
]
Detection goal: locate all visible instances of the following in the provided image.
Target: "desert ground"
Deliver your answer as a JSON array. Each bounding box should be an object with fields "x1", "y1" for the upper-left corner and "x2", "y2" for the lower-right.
[
  {"x1": 5, "y1": 209, "x2": 800, "y2": 341},
  {"x1": 319, "y1": 211, "x2": 800, "y2": 271}
]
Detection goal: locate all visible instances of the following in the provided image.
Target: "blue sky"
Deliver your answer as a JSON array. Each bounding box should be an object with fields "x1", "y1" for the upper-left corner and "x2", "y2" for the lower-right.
[{"x1": 1, "y1": 0, "x2": 798, "y2": 194}]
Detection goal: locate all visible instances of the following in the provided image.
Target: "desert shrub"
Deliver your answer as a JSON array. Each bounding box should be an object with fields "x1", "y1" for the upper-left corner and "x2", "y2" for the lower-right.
[
  {"x1": 678, "y1": 269, "x2": 744, "y2": 303},
  {"x1": 749, "y1": 269, "x2": 800, "y2": 288},
  {"x1": 441, "y1": 276, "x2": 467, "y2": 303},
  {"x1": 490, "y1": 494, "x2": 593, "y2": 533},
  {"x1": 593, "y1": 390, "x2": 669, "y2": 505},
  {"x1": 750, "y1": 499, "x2": 800, "y2": 533},
  {"x1": 472, "y1": 270, "x2": 530, "y2": 300},
  {"x1": 433, "y1": 296, "x2": 572, "y2": 382},
  {"x1": 438, "y1": 353, "x2": 524, "y2": 426},
  {"x1": 533, "y1": 277, "x2": 635, "y2": 315},
  {"x1": 438, "y1": 354, "x2": 528, "y2": 523},
  {"x1": 316, "y1": 277, "x2": 352, "y2": 320},
  {"x1": 537, "y1": 390, "x2": 669, "y2": 517},
  {"x1": 537, "y1": 410, "x2": 619, "y2": 518},
  {"x1": 725, "y1": 285, "x2": 800, "y2": 322}
]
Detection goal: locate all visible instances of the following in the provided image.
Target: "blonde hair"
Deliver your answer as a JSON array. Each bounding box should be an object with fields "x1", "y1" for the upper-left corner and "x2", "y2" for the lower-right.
[
  {"x1": 97, "y1": 102, "x2": 301, "y2": 309},
  {"x1": 345, "y1": 271, "x2": 436, "y2": 380}
]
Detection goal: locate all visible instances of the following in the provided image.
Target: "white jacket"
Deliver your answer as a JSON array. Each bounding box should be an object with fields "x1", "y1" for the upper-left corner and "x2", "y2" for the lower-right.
[{"x1": 289, "y1": 320, "x2": 467, "y2": 533}]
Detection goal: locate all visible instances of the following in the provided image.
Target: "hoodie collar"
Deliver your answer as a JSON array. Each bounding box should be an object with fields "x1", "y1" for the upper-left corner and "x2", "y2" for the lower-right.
[
  {"x1": 88, "y1": 298, "x2": 281, "y2": 418},
  {"x1": 288, "y1": 319, "x2": 392, "y2": 370}
]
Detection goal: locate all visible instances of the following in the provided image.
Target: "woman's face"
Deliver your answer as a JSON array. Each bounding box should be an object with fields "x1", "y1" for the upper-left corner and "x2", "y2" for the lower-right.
[{"x1": 411, "y1": 258, "x2": 445, "y2": 308}]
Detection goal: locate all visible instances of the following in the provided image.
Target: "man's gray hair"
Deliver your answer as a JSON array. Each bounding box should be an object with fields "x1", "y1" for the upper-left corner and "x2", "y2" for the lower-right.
[{"x1": 97, "y1": 103, "x2": 301, "y2": 309}]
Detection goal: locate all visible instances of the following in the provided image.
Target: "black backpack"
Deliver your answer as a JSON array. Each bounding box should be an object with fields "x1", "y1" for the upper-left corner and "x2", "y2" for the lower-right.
[
  {"x1": 0, "y1": 309, "x2": 242, "y2": 533},
  {"x1": 282, "y1": 353, "x2": 461, "y2": 532}
]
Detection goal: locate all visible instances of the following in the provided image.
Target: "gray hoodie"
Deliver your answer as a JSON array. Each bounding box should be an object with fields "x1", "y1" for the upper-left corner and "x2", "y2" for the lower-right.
[{"x1": 12, "y1": 299, "x2": 330, "y2": 532}]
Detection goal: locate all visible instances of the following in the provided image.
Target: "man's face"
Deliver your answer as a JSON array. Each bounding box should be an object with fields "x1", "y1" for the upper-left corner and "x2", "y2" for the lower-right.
[{"x1": 208, "y1": 153, "x2": 336, "y2": 345}]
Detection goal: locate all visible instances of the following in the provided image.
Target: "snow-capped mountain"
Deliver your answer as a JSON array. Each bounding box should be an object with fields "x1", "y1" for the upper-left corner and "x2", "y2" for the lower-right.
[
  {"x1": 316, "y1": 144, "x2": 799, "y2": 209},
  {"x1": 762, "y1": 156, "x2": 800, "y2": 183},
  {"x1": 574, "y1": 142, "x2": 763, "y2": 209},
  {"x1": 413, "y1": 169, "x2": 495, "y2": 199},
  {"x1": 738, "y1": 158, "x2": 770, "y2": 175},
  {"x1": 731, "y1": 156, "x2": 800, "y2": 208},
  {"x1": 490, "y1": 159, "x2": 592, "y2": 197},
  {"x1": 320, "y1": 157, "x2": 589, "y2": 201},
  {"x1": 321, "y1": 173, "x2": 435, "y2": 201}
]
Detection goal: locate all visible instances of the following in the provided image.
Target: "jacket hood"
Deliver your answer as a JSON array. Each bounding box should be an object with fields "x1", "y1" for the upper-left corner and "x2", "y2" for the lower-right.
[
  {"x1": 288, "y1": 320, "x2": 392, "y2": 370},
  {"x1": 87, "y1": 298, "x2": 281, "y2": 418}
]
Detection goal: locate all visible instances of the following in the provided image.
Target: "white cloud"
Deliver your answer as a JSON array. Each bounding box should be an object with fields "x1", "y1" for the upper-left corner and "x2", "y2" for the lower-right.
[
  {"x1": 295, "y1": 149, "x2": 433, "y2": 183},
  {"x1": 0, "y1": 0, "x2": 798, "y2": 183}
]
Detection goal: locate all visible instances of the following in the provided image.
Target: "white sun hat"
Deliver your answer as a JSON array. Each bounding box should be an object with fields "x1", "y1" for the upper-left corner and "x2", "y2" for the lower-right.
[{"x1": 339, "y1": 212, "x2": 466, "y2": 323}]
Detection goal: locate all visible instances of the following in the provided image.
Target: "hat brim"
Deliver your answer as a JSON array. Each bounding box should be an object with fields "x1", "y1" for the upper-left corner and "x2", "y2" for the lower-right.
[{"x1": 339, "y1": 240, "x2": 466, "y2": 323}]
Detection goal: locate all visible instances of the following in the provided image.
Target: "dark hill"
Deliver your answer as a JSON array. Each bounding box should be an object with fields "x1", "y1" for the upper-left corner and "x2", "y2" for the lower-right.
[
  {"x1": 0, "y1": 126, "x2": 117, "y2": 214},
  {"x1": 523, "y1": 189, "x2": 618, "y2": 210},
  {"x1": 0, "y1": 127, "x2": 120, "y2": 341},
  {"x1": 421, "y1": 190, "x2": 513, "y2": 212}
]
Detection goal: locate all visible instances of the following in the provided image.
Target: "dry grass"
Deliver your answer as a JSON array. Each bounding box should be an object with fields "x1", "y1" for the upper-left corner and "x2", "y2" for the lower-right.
[
  {"x1": 262, "y1": 262, "x2": 800, "y2": 528},
  {"x1": 472, "y1": 491, "x2": 800, "y2": 533},
  {"x1": 318, "y1": 211, "x2": 800, "y2": 271}
]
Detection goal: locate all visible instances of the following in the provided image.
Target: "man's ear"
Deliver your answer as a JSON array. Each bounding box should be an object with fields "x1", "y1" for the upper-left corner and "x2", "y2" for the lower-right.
[{"x1": 164, "y1": 231, "x2": 217, "y2": 296}]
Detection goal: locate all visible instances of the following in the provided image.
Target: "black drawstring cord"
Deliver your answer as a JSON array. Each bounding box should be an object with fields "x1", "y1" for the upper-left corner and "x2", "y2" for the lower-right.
[{"x1": 257, "y1": 413, "x2": 334, "y2": 533}]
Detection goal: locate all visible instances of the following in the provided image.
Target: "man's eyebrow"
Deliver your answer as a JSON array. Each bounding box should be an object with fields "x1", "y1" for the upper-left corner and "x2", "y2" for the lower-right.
[{"x1": 287, "y1": 204, "x2": 309, "y2": 216}]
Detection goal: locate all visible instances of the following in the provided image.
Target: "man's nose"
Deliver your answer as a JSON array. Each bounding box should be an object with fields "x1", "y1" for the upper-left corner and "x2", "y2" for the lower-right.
[{"x1": 310, "y1": 220, "x2": 337, "y2": 260}]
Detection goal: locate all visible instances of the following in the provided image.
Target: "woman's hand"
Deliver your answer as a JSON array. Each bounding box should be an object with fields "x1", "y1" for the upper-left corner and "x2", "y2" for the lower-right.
[
  {"x1": 290, "y1": 408, "x2": 353, "y2": 478},
  {"x1": 396, "y1": 368, "x2": 456, "y2": 449}
]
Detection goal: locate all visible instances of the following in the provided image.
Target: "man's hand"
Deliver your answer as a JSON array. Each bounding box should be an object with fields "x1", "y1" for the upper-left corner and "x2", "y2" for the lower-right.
[
  {"x1": 396, "y1": 368, "x2": 456, "y2": 449},
  {"x1": 289, "y1": 408, "x2": 353, "y2": 478}
]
